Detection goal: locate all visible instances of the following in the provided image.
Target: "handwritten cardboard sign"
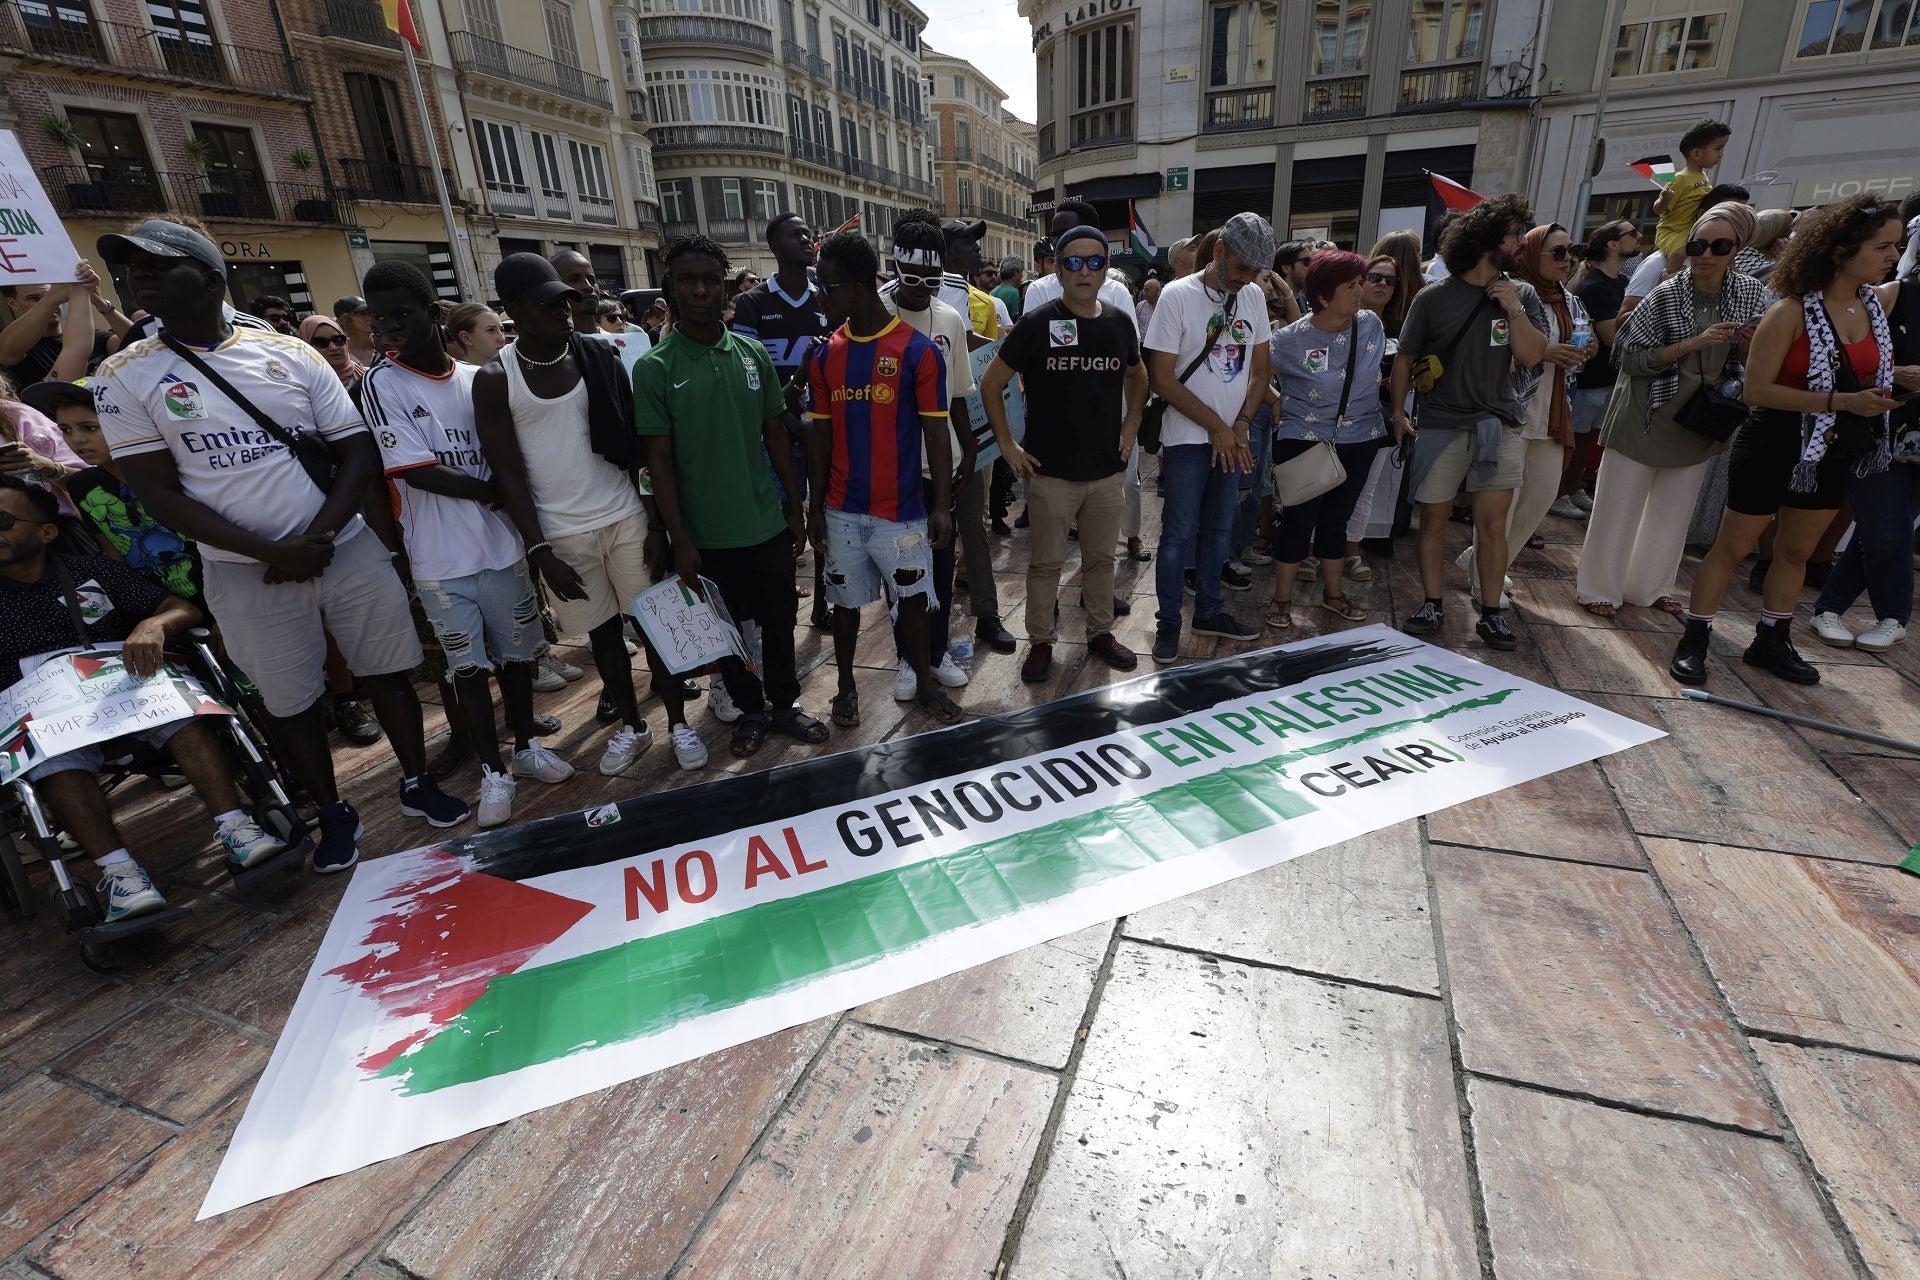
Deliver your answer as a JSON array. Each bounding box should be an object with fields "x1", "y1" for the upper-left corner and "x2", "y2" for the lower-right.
[
  {"x1": 0, "y1": 647, "x2": 231, "y2": 783},
  {"x1": 0, "y1": 130, "x2": 84, "y2": 286},
  {"x1": 631, "y1": 576, "x2": 753, "y2": 676}
]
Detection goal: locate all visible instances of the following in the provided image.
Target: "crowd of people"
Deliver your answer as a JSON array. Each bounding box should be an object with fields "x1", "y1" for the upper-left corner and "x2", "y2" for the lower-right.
[{"x1": 2, "y1": 118, "x2": 1916, "y2": 925}]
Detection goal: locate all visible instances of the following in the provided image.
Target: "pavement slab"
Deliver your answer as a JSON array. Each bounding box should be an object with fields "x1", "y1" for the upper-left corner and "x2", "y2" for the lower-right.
[
  {"x1": 1648, "y1": 839, "x2": 1920, "y2": 1059},
  {"x1": 1011, "y1": 942, "x2": 1477, "y2": 1280},
  {"x1": 1738, "y1": 661, "x2": 1920, "y2": 756},
  {"x1": 0, "y1": 1074, "x2": 173, "y2": 1256},
  {"x1": 675, "y1": 1021, "x2": 1055, "y2": 1280},
  {"x1": 1434, "y1": 845, "x2": 1773, "y2": 1132},
  {"x1": 1470, "y1": 1079, "x2": 1855, "y2": 1280},
  {"x1": 1834, "y1": 753, "x2": 1920, "y2": 846},
  {"x1": 1425, "y1": 760, "x2": 1646, "y2": 869},
  {"x1": 54, "y1": 1002, "x2": 270, "y2": 1126},
  {"x1": 1123, "y1": 819, "x2": 1440, "y2": 994},
  {"x1": 1755, "y1": 1041, "x2": 1920, "y2": 1280}
]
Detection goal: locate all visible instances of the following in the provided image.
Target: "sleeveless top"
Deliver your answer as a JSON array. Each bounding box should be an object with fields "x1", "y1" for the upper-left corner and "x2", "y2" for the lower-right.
[{"x1": 498, "y1": 345, "x2": 642, "y2": 539}]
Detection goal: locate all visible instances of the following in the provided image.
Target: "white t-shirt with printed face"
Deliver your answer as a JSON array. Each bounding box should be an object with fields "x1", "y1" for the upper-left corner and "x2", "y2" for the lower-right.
[
  {"x1": 92, "y1": 328, "x2": 367, "y2": 564},
  {"x1": 884, "y1": 293, "x2": 970, "y2": 480},
  {"x1": 364, "y1": 359, "x2": 525, "y2": 583},
  {"x1": 1142, "y1": 273, "x2": 1272, "y2": 449}
]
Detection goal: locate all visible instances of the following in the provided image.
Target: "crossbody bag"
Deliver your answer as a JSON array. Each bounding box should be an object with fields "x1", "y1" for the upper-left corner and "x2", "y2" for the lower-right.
[
  {"x1": 1271, "y1": 326, "x2": 1359, "y2": 507},
  {"x1": 160, "y1": 335, "x2": 339, "y2": 492}
]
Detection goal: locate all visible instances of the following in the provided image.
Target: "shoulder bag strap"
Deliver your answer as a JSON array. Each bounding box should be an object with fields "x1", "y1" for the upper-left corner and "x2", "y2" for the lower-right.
[
  {"x1": 47, "y1": 557, "x2": 93, "y2": 647},
  {"x1": 158, "y1": 334, "x2": 324, "y2": 458},
  {"x1": 1333, "y1": 320, "x2": 1362, "y2": 422},
  {"x1": 1429, "y1": 293, "x2": 1495, "y2": 375},
  {"x1": 1173, "y1": 286, "x2": 1237, "y2": 388}
]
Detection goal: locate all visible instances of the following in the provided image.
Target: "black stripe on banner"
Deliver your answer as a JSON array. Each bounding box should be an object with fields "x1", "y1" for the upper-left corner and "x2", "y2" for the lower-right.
[{"x1": 448, "y1": 636, "x2": 1420, "y2": 882}]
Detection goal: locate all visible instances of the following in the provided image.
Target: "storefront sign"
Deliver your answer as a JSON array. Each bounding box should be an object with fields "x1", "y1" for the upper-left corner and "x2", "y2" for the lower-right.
[
  {"x1": 220, "y1": 241, "x2": 274, "y2": 259},
  {"x1": 1792, "y1": 170, "x2": 1917, "y2": 206},
  {"x1": 0, "y1": 130, "x2": 84, "y2": 285},
  {"x1": 1031, "y1": 0, "x2": 1135, "y2": 47},
  {"x1": 201, "y1": 627, "x2": 1661, "y2": 1217}
]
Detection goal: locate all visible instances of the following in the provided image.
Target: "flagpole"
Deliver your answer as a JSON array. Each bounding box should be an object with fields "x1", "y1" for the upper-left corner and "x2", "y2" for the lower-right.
[
  {"x1": 402, "y1": 43, "x2": 483, "y2": 302},
  {"x1": 1571, "y1": 0, "x2": 1630, "y2": 239}
]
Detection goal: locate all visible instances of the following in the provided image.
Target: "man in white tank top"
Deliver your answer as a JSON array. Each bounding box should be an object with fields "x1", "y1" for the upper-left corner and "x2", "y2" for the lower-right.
[{"x1": 475, "y1": 254, "x2": 697, "y2": 777}]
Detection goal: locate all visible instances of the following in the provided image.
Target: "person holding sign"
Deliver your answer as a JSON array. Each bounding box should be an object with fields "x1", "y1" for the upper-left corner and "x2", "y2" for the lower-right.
[
  {"x1": 0, "y1": 477, "x2": 286, "y2": 922},
  {"x1": 636, "y1": 235, "x2": 827, "y2": 759},
  {"x1": 805, "y1": 232, "x2": 960, "y2": 728},
  {"x1": 981, "y1": 225, "x2": 1147, "y2": 684}
]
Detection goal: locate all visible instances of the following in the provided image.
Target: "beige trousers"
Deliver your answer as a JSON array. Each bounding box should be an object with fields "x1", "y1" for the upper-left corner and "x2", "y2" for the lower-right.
[
  {"x1": 1026, "y1": 471, "x2": 1125, "y2": 642},
  {"x1": 1576, "y1": 451, "x2": 1715, "y2": 607}
]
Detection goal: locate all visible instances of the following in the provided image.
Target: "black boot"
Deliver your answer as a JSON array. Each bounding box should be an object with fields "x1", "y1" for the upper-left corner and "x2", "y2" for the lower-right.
[
  {"x1": 976, "y1": 615, "x2": 1017, "y2": 654},
  {"x1": 1743, "y1": 618, "x2": 1821, "y2": 685},
  {"x1": 1670, "y1": 617, "x2": 1711, "y2": 684}
]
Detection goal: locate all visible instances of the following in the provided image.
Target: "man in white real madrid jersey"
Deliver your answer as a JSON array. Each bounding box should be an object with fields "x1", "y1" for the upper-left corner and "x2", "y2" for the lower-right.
[
  {"x1": 90, "y1": 221, "x2": 467, "y2": 875},
  {"x1": 361, "y1": 261, "x2": 576, "y2": 830}
]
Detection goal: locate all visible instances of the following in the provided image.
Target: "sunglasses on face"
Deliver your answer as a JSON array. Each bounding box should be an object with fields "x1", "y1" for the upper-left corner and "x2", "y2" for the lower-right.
[
  {"x1": 1364, "y1": 271, "x2": 1398, "y2": 286},
  {"x1": 310, "y1": 334, "x2": 348, "y2": 348},
  {"x1": 894, "y1": 267, "x2": 942, "y2": 289},
  {"x1": 1685, "y1": 238, "x2": 1737, "y2": 258},
  {"x1": 1062, "y1": 254, "x2": 1107, "y2": 273},
  {"x1": 1543, "y1": 245, "x2": 1571, "y2": 261},
  {"x1": 0, "y1": 510, "x2": 49, "y2": 531}
]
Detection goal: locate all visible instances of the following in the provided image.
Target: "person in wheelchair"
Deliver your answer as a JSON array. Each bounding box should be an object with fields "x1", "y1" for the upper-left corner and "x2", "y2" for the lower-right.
[{"x1": 0, "y1": 476, "x2": 285, "y2": 922}]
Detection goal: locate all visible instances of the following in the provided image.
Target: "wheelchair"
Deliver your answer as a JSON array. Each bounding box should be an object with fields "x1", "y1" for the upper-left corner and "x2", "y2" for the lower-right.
[{"x1": 0, "y1": 628, "x2": 311, "y2": 969}]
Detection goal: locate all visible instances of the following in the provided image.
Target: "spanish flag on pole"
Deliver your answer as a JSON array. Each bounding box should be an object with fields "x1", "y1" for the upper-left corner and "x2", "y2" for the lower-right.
[{"x1": 380, "y1": 0, "x2": 422, "y2": 51}]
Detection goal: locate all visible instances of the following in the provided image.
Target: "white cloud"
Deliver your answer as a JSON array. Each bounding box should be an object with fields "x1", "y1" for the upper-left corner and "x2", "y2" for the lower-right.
[{"x1": 918, "y1": 0, "x2": 1036, "y2": 122}]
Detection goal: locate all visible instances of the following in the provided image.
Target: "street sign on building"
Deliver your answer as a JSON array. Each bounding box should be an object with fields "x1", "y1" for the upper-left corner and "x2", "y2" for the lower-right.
[
  {"x1": 1165, "y1": 167, "x2": 1190, "y2": 192},
  {"x1": 347, "y1": 229, "x2": 370, "y2": 249}
]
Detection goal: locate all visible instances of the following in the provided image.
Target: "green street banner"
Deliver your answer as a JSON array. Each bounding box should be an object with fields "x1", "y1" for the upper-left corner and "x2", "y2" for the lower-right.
[{"x1": 201, "y1": 626, "x2": 1661, "y2": 1217}]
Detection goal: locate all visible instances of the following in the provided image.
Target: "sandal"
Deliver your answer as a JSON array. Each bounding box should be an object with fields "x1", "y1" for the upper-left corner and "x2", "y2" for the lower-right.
[
  {"x1": 1526, "y1": 533, "x2": 1546, "y2": 550},
  {"x1": 1296, "y1": 557, "x2": 1319, "y2": 582},
  {"x1": 730, "y1": 714, "x2": 769, "y2": 758},
  {"x1": 830, "y1": 688, "x2": 860, "y2": 727},
  {"x1": 1344, "y1": 555, "x2": 1374, "y2": 583},
  {"x1": 915, "y1": 687, "x2": 965, "y2": 724},
  {"x1": 1581, "y1": 600, "x2": 1617, "y2": 618},
  {"x1": 1650, "y1": 596, "x2": 1685, "y2": 615},
  {"x1": 768, "y1": 706, "x2": 829, "y2": 743},
  {"x1": 1322, "y1": 593, "x2": 1367, "y2": 622},
  {"x1": 1264, "y1": 601, "x2": 1294, "y2": 629}
]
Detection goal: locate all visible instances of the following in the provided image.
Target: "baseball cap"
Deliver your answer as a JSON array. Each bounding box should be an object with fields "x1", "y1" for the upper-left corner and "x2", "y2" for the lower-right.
[
  {"x1": 333, "y1": 295, "x2": 369, "y2": 317},
  {"x1": 1219, "y1": 212, "x2": 1277, "y2": 272},
  {"x1": 494, "y1": 253, "x2": 579, "y2": 306},
  {"x1": 97, "y1": 220, "x2": 225, "y2": 275},
  {"x1": 942, "y1": 218, "x2": 987, "y2": 245},
  {"x1": 17, "y1": 379, "x2": 92, "y2": 419}
]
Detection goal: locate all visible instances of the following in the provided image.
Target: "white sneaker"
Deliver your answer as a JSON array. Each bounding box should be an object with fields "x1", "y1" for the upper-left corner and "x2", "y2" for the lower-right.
[
  {"x1": 670, "y1": 724, "x2": 708, "y2": 770},
  {"x1": 1810, "y1": 611, "x2": 1856, "y2": 648},
  {"x1": 932, "y1": 653, "x2": 970, "y2": 688},
  {"x1": 531, "y1": 652, "x2": 575, "y2": 692},
  {"x1": 1469, "y1": 575, "x2": 1515, "y2": 608},
  {"x1": 98, "y1": 861, "x2": 165, "y2": 922},
  {"x1": 598, "y1": 724, "x2": 653, "y2": 776},
  {"x1": 894, "y1": 659, "x2": 918, "y2": 701},
  {"x1": 511, "y1": 742, "x2": 576, "y2": 784},
  {"x1": 622, "y1": 636, "x2": 639, "y2": 656},
  {"x1": 1854, "y1": 618, "x2": 1906, "y2": 652},
  {"x1": 1225, "y1": 557, "x2": 1250, "y2": 576},
  {"x1": 475, "y1": 767, "x2": 516, "y2": 829},
  {"x1": 708, "y1": 674, "x2": 742, "y2": 723},
  {"x1": 1548, "y1": 496, "x2": 1587, "y2": 520},
  {"x1": 1240, "y1": 546, "x2": 1275, "y2": 566},
  {"x1": 1571, "y1": 490, "x2": 1594, "y2": 512},
  {"x1": 217, "y1": 813, "x2": 288, "y2": 869},
  {"x1": 545, "y1": 651, "x2": 584, "y2": 681}
]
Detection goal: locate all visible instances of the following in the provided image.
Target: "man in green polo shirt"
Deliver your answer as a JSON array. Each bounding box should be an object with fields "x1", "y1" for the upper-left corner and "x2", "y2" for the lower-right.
[{"x1": 636, "y1": 235, "x2": 828, "y2": 757}]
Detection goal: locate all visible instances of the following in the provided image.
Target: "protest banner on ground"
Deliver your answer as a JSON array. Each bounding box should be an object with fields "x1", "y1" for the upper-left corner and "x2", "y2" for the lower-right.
[
  {"x1": 201, "y1": 625, "x2": 1662, "y2": 1217},
  {"x1": 0, "y1": 647, "x2": 230, "y2": 783},
  {"x1": 963, "y1": 337, "x2": 1024, "y2": 469},
  {"x1": 0, "y1": 130, "x2": 84, "y2": 287}
]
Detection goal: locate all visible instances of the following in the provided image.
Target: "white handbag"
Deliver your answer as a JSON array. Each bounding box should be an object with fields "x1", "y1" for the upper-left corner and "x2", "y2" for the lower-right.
[{"x1": 1271, "y1": 328, "x2": 1356, "y2": 506}]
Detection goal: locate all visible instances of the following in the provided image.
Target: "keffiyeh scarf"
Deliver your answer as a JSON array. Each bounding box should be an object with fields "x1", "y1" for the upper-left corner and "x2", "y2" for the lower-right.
[
  {"x1": 1617, "y1": 266, "x2": 1770, "y2": 413},
  {"x1": 1796, "y1": 286, "x2": 1893, "y2": 492}
]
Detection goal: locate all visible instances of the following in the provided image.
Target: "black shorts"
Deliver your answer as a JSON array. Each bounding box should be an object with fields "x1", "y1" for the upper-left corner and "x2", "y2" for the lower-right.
[{"x1": 1725, "y1": 410, "x2": 1851, "y2": 515}]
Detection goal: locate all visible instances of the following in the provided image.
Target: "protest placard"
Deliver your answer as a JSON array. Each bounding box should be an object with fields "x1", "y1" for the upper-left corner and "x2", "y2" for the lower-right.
[
  {"x1": 0, "y1": 130, "x2": 85, "y2": 287},
  {"x1": 962, "y1": 337, "x2": 1025, "y2": 469},
  {"x1": 0, "y1": 648, "x2": 231, "y2": 783},
  {"x1": 631, "y1": 575, "x2": 752, "y2": 676}
]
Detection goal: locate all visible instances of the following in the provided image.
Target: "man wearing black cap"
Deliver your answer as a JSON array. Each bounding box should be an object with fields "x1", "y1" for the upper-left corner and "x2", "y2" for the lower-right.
[
  {"x1": 91, "y1": 219, "x2": 467, "y2": 874},
  {"x1": 334, "y1": 295, "x2": 377, "y2": 369},
  {"x1": 474, "y1": 252, "x2": 694, "y2": 778},
  {"x1": 937, "y1": 218, "x2": 1000, "y2": 342}
]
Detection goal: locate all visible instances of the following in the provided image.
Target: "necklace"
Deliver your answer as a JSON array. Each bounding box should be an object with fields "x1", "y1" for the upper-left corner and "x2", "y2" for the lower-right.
[{"x1": 515, "y1": 342, "x2": 570, "y2": 368}]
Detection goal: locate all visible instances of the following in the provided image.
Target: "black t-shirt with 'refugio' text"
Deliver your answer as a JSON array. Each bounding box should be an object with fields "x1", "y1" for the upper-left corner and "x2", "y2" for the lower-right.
[{"x1": 996, "y1": 298, "x2": 1140, "y2": 482}]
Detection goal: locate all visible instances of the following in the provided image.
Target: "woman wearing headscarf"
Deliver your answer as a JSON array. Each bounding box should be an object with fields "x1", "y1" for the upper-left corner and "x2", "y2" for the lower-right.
[
  {"x1": 299, "y1": 313, "x2": 366, "y2": 386},
  {"x1": 1578, "y1": 202, "x2": 1768, "y2": 620},
  {"x1": 1735, "y1": 209, "x2": 1796, "y2": 289},
  {"x1": 1456, "y1": 223, "x2": 1591, "y2": 601}
]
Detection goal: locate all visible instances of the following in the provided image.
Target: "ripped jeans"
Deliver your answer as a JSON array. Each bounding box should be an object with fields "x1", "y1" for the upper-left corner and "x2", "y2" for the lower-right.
[
  {"x1": 413, "y1": 561, "x2": 544, "y2": 677},
  {"x1": 821, "y1": 508, "x2": 935, "y2": 609}
]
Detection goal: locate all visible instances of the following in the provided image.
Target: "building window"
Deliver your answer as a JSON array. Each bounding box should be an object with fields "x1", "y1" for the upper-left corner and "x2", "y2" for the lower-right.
[
  {"x1": 148, "y1": 0, "x2": 219, "y2": 75},
  {"x1": 660, "y1": 177, "x2": 692, "y2": 224},
  {"x1": 806, "y1": 11, "x2": 821, "y2": 54},
  {"x1": 544, "y1": 0, "x2": 582, "y2": 66},
  {"x1": 952, "y1": 74, "x2": 965, "y2": 96},
  {"x1": 905, "y1": 21, "x2": 916, "y2": 50},
  {"x1": 645, "y1": 67, "x2": 778, "y2": 126},
  {"x1": 887, "y1": 7, "x2": 900, "y2": 39},
  {"x1": 476, "y1": 120, "x2": 529, "y2": 194},
  {"x1": 1070, "y1": 18, "x2": 1135, "y2": 147},
  {"x1": 958, "y1": 177, "x2": 973, "y2": 215},
  {"x1": 190, "y1": 123, "x2": 272, "y2": 216},
  {"x1": 66, "y1": 108, "x2": 161, "y2": 205},
  {"x1": 1311, "y1": 0, "x2": 1371, "y2": 74},
  {"x1": 530, "y1": 130, "x2": 567, "y2": 198},
  {"x1": 1206, "y1": 0, "x2": 1276, "y2": 129},
  {"x1": 956, "y1": 118, "x2": 971, "y2": 155},
  {"x1": 1796, "y1": 0, "x2": 1920, "y2": 55},
  {"x1": 463, "y1": 0, "x2": 504, "y2": 43},
  {"x1": 866, "y1": 0, "x2": 878, "y2": 25},
  {"x1": 569, "y1": 139, "x2": 613, "y2": 207},
  {"x1": 1614, "y1": 6, "x2": 1726, "y2": 75},
  {"x1": 751, "y1": 177, "x2": 780, "y2": 222},
  {"x1": 1405, "y1": 0, "x2": 1483, "y2": 63},
  {"x1": 630, "y1": 143, "x2": 656, "y2": 202},
  {"x1": 720, "y1": 176, "x2": 744, "y2": 219}
]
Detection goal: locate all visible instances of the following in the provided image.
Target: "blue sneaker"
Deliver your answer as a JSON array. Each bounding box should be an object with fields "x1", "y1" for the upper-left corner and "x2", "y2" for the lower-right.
[
  {"x1": 1152, "y1": 622, "x2": 1181, "y2": 666},
  {"x1": 400, "y1": 775, "x2": 471, "y2": 828},
  {"x1": 218, "y1": 813, "x2": 289, "y2": 869},
  {"x1": 313, "y1": 801, "x2": 363, "y2": 875},
  {"x1": 98, "y1": 861, "x2": 165, "y2": 922},
  {"x1": 1192, "y1": 612, "x2": 1259, "y2": 641}
]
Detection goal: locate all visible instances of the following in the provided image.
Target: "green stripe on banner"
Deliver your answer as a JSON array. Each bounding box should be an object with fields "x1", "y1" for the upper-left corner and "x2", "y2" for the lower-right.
[
  {"x1": 1900, "y1": 843, "x2": 1920, "y2": 879},
  {"x1": 380, "y1": 688, "x2": 1517, "y2": 1094}
]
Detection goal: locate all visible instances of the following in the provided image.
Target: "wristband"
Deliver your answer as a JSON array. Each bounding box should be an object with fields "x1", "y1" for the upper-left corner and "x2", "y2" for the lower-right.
[{"x1": 526, "y1": 541, "x2": 552, "y2": 557}]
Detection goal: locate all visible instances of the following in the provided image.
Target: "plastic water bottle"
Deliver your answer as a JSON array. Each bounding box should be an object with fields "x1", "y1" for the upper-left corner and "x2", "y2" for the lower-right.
[{"x1": 1570, "y1": 314, "x2": 1593, "y2": 350}]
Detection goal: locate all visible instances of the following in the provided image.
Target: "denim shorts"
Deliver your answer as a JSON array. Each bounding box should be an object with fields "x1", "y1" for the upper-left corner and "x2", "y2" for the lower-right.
[
  {"x1": 414, "y1": 561, "x2": 543, "y2": 675},
  {"x1": 822, "y1": 508, "x2": 934, "y2": 608},
  {"x1": 22, "y1": 718, "x2": 192, "y2": 782}
]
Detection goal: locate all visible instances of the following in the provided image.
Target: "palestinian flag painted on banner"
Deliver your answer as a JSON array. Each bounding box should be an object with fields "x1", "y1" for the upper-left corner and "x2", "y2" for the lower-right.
[
  {"x1": 1129, "y1": 201, "x2": 1158, "y2": 260},
  {"x1": 201, "y1": 626, "x2": 1662, "y2": 1218},
  {"x1": 1631, "y1": 155, "x2": 1679, "y2": 188}
]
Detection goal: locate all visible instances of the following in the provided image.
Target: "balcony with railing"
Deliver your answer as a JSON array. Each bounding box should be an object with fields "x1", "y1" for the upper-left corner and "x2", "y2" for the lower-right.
[
  {"x1": 484, "y1": 179, "x2": 536, "y2": 218},
  {"x1": 318, "y1": 0, "x2": 402, "y2": 49},
  {"x1": 1397, "y1": 64, "x2": 1480, "y2": 112},
  {"x1": 664, "y1": 219, "x2": 700, "y2": 239},
  {"x1": 449, "y1": 29, "x2": 611, "y2": 109},
  {"x1": 578, "y1": 194, "x2": 618, "y2": 226},
  {"x1": 781, "y1": 38, "x2": 807, "y2": 70},
  {"x1": 1203, "y1": 87, "x2": 1274, "y2": 132},
  {"x1": 633, "y1": 13, "x2": 770, "y2": 55},
  {"x1": 0, "y1": 5, "x2": 305, "y2": 98},
  {"x1": 338, "y1": 157, "x2": 456, "y2": 205},
  {"x1": 897, "y1": 174, "x2": 935, "y2": 200},
  {"x1": 627, "y1": 88, "x2": 649, "y2": 124},
  {"x1": 650, "y1": 124, "x2": 785, "y2": 156},
  {"x1": 708, "y1": 218, "x2": 750, "y2": 242},
  {"x1": 789, "y1": 137, "x2": 838, "y2": 169},
  {"x1": 1069, "y1": 107, "x2": 1133, "y2": 151},
  {"x1": 1305, "y1": 75, "x2": 1368, "y2": 121},
  {"x1": 44, "y1": 164, "x2": 349, "y2": 224},
  {"x1": 806, "y1": 51, "x2": 830, "y2": 81}
]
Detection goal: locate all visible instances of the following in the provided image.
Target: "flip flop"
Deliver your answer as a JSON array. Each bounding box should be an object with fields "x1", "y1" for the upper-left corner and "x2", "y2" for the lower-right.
[
  {"x1": 1322, "y1": 594, "x2": 1367, "y2": 622},
  {"x1": 830, "y1": 688, "x2": 860, "y2": 727},
  {"x1": 729, "y1": 714, "x2": 769, "y2": 758},
  {"x1": 1581, "y1": 600, "x2": 1617, "y2": 618},
  {"x1": 916, "y1": 687, "x2": 964, "y2": 724},
  {"x1": 1264, "y1": 603, "x2": 1294, "y2": 629},
  {"x1": 768, "y1": 706, "x2": 829, "y2": 743},
  {"x1": 1651, "y1": 597, "x2": 1685, "y2": 614}
]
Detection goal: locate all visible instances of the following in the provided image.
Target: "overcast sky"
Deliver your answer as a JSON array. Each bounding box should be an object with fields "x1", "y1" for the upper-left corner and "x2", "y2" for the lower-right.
[{"x1": 920, "y1": 0, "x2": 1038, "y2": 122}]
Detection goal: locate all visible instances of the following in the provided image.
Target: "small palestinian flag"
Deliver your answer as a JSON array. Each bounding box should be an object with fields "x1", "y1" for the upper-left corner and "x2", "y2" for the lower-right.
[
  {"x1": 1631, "y1": 155, "x2": 1679, "y2": 188},
  {"x1": 1424, "y1": 171, "x2": 1483, "y2": 242},
  {"x1": 1128, "y1": 200, "x2": 1158, "y2": 260}
]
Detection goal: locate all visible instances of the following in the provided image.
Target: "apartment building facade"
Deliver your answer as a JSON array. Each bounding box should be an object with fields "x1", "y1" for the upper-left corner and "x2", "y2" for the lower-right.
[
  {"x1": 1022, "y1": 0, "x2": 1543, "y2": 252},
  {"x1": 639, "y1": 0, "x2": 937, "y2": 274},
  {"x1": 924, "y1": 47, "x2": 1038, "y2": 268}
]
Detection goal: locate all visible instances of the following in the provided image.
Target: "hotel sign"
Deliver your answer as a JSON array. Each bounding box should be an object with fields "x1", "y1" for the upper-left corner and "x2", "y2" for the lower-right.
[{"x1": 1032, "y1": 0, "x2": 1135, "y2": 48}]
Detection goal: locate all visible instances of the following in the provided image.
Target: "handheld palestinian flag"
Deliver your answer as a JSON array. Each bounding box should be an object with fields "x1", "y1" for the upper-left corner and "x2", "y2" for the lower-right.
[
  {"x1": 1631, "y1": 155, "x2": 1679, "y2": 188},
  {"x1": 1128, "y1": 200, "x2": 1158, "y2": 260},
  {"x1": 1424, "y1": 171, "x2": 1483, "y2": 243}
]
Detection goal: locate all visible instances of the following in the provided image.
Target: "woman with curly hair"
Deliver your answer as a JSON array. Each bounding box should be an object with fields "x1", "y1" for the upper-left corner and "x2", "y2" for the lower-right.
[{"x1": 1670, "y1": 193, "x2": 1906, "y2": 685}]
